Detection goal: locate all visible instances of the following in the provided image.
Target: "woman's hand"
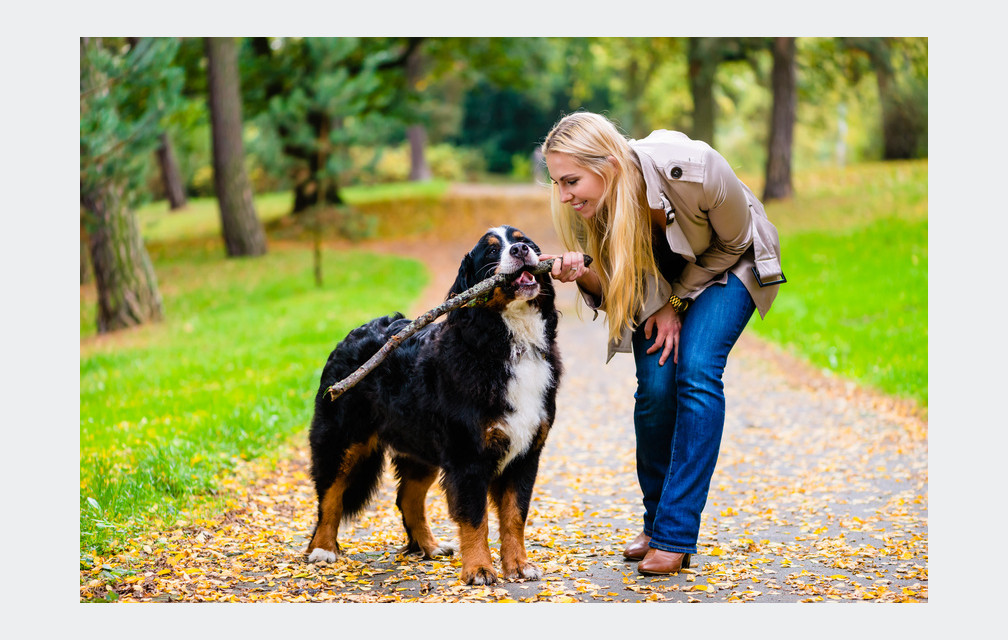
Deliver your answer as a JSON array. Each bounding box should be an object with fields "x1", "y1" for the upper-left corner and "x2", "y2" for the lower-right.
[
  {"x1": 540, "y1": 251, "x2": 589, "y2": 283},
  {"x1": 643, "y1": 302, "x2": 683, "y2": 366}
]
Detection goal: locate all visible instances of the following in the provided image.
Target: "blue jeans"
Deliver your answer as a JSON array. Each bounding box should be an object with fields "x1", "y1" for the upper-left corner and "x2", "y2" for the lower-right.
[{"x1": 631, "y1": 272, "x2": 755, "y2": 554}]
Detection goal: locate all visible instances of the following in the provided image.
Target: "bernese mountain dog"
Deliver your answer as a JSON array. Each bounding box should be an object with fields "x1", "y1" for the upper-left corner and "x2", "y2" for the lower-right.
[{"x1": 306, "y1": 225, "x2": 561, "y2": 585}]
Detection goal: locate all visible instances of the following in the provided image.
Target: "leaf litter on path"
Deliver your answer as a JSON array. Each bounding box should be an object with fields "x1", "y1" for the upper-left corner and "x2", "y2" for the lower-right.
[{"x1": 81, "y1": 285, "x2": 927, "y2": 603}]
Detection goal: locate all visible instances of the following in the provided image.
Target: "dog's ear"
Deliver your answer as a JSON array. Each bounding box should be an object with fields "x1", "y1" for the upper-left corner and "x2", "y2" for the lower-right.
[{"x1": 448, "y1": 252, "x2": 476, "y2": 298}]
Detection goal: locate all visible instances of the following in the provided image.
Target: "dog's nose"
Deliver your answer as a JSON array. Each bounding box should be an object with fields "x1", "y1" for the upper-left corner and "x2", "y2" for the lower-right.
[{"x1": 510, "y1": 243, "x2": 529, "y2": 258}]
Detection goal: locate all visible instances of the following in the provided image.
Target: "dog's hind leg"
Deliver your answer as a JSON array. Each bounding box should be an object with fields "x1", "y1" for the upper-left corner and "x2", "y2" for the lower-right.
[
  {"x1": 307, "y1": 476, "x2": 346, "y2": 563},
  {"x1": 392, "y1": 457, "x2": 456, "y2": 559},
  {"x1": 306, "y1": 437, "x2": 383, "y2": 563}
]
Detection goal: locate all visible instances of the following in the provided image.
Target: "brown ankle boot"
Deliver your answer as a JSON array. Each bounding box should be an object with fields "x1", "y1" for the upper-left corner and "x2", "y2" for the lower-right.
[
  {"x1": 622, "y1": 531, "x2": 651, "y2": 561},
  {"x1": 637, "y1": 548, "x2": 691, "y2": 575}
]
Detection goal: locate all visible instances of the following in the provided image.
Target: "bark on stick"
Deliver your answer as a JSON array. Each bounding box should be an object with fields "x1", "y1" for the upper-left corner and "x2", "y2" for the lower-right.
[{"x1": 325, "y1": 255, "x2": 591, "y2": 401}]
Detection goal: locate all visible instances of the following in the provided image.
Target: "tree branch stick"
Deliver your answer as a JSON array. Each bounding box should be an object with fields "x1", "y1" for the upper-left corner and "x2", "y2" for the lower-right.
[{"x1": 324, "y1": 255, "x2": 592, "y2": 401}]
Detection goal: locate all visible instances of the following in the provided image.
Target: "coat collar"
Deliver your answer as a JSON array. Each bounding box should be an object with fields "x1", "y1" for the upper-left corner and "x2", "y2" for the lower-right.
[{"x1": 629, "y1": 138, "x2": 696, "y2": 260}]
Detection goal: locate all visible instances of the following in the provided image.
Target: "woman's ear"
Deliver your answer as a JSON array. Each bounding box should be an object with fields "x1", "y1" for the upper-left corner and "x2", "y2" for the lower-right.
[{"x1": 607, "y1": 155, "x2": 619, "y2": 172}]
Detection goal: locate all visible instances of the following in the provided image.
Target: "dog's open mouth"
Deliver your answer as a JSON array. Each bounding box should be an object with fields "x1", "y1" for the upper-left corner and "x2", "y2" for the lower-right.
[{"x1": 512, "y1": 269, "x2": 540, "y2": 299}]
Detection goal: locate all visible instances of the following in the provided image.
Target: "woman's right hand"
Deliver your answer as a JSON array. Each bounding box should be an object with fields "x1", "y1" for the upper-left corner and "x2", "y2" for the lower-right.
[
  {"x1": 643, "y1": 302, "x2": 683, "y2": 366},
  {"x1": 541, "y1": 251, "x2": 589, "y2": 283}
]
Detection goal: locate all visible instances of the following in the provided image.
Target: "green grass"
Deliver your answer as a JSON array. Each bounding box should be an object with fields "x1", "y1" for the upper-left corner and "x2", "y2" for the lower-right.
[
  {"x1": 136, "y1": 180, "x2": 450, "y2": 244},
  {"x1": 80, "y1": 239, "x2": 428, "y2": 555},
  {"x1": 747, "y1": 160, "x2": 928, "y2": 406}
]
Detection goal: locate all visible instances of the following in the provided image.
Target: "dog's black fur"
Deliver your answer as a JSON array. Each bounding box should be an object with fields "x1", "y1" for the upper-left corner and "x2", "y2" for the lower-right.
[{"x1": 306, "y1": 225, "x2": 561, "y2": 585}]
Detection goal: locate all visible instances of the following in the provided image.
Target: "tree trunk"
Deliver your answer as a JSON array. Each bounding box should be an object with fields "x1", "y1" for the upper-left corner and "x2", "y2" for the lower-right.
[
  {"x1": 80, "y1": 222, "x2": 92, "y2": 284},
  {"x1": 406, "y1": 43, "x2": 432, "y2": 181},
  {"x1": 763, "y1": 37, "x2": 796, "y2": 201},
  {"x1": 205, "y1": 37, "x2": 267, "y2": 257},
  {"x1": 291, "y1": 111, "x2": 344, "y2": 213},
  {"x1": 126, "y1": 38, "x2": 188, "y2": 211},
  {"x1": 81, "y1": 183, "x2": 164, "y2": 333},
  {"x1": 156, "y1": 132, "x2": 188, "y2": 210},
  {"x1": 687, "y1": 38, "x2": 716, "y2": 145},
  {"x1": 874, "y1": 46, "x2": 921, "y2": 160},
  {"x1": 407, "y1": 125, "x2": 432, "y2": 181}
]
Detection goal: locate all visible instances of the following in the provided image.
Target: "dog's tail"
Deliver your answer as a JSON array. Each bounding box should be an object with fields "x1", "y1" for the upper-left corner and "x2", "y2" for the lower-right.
[{"x1": 340, "y1": 446, "x2": 386, "y2": 521}]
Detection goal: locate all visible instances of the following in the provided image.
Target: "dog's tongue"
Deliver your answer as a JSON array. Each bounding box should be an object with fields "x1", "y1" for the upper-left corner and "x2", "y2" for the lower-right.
[{"x1": 517, "y1": 270, "x2": 534, "y2": 285}]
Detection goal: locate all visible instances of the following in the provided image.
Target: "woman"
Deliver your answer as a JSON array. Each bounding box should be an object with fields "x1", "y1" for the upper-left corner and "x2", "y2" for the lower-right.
[{"x1": 540, "y1": 112, "x2": 785, "y2": 575}]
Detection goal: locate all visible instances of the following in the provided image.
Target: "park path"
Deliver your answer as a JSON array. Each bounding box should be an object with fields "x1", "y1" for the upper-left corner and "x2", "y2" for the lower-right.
[{"x1": 92, "y1": 185, "x2": 927, "y2": 603}]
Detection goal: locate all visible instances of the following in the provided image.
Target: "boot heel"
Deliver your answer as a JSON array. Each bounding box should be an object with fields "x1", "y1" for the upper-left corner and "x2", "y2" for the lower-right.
[{"x1": 682, "y1": 553, "x2": 691, "y2": 569}]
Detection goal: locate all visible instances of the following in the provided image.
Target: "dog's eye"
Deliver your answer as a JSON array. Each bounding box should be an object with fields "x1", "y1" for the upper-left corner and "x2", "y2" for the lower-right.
[{"x1": 489, "y1": 246, "x2": 499, "y2": 254}]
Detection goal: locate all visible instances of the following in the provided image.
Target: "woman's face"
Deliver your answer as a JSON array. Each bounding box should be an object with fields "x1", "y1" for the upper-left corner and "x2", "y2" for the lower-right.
[{"x1": 545, "y1": 152, "x2": 606, "y2": 220}]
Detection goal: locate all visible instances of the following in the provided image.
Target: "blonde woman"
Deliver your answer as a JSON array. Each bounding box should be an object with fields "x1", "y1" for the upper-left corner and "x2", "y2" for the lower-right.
[{"x1": 540, "y1": 111, "x2": 785, "y2": 575}]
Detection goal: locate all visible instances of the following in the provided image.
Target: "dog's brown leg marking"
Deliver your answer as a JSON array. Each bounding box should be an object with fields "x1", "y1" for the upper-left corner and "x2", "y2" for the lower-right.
[
  {"x1": 483, "y1": 422, "x2": 511, "y2": 451},
  {"x1": 494, "y1": 485, "x2": 542, "y2": 580},
  {"x1": 458, "y1": 509, "x2": 497, "y2": 585},
  {"x1": 308, "y1": 476, "x2": 346, "y2": 556},
  {"x1": 307, "y1": 437, "x2": 379, "y2": 558},
  {"x1": 531, "y1": 419, "x2": 551, "y2": 452},
  {"x1": 396, "y1": 468, "x2": 445, "y2": 558}
]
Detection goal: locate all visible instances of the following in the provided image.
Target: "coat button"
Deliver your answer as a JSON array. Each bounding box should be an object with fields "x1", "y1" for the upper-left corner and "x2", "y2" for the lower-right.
[{"x1": 670, "y1": 166, "x2": 683, "y2": 179}]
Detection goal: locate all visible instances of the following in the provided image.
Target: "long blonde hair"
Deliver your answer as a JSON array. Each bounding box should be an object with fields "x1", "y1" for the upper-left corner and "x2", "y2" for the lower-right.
[{"x1": 542, "y1": 112, "x2": 657, "y2": 344}]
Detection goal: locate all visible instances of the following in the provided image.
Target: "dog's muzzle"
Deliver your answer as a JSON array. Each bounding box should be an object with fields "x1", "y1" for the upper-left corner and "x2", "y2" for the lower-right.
[{"x1": 500, "y1": 243, "x2": 541, "y2": 300}]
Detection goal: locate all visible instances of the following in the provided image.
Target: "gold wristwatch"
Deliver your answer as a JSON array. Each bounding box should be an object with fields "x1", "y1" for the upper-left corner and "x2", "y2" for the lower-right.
[{"x1": 668, "y1": 293, "x2": 690, "y2": 314}]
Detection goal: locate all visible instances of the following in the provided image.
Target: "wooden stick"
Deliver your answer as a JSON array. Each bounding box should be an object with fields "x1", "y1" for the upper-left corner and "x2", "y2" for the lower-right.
[{"x1": 325, "y1": 255, "x2": 592, "y2": 401}]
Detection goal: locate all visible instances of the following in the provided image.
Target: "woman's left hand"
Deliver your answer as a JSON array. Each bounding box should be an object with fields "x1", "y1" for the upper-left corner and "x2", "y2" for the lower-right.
[{"x1": 643, "y1": 302, "x2": 682, "y2": 366}]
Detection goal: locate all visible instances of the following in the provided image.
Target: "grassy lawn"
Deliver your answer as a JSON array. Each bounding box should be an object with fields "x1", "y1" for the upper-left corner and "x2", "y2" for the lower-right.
[
  {"x1": 80, "y1": 239, "x2": 428, "y2": 556},
  {"x1": 747, "y1": 160, "x2": 928, "y2": 405},
  {"x1": 136, "y1": 180, "x2": 450, "y2": 244}
]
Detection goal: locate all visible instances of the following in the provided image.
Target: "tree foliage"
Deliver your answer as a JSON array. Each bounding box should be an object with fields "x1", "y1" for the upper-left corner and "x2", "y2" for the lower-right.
[
  {"x1": 241, "y1": 37, "x2": 416, "y2": 211},
  {"x1": 80, "y1": 37, "x2": 184, "y2": 332},
  {"x1": 80, "y1": 38, "x2": 185, "y2": 212}
]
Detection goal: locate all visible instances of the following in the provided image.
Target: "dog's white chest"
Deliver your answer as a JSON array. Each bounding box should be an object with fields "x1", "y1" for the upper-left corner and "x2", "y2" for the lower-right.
[{"x1": 495, "y1": 303, "x2": 552, "y2": 472}]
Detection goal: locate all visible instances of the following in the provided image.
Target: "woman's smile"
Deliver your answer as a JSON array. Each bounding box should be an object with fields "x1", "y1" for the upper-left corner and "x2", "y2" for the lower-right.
[{"x1": 545, "y1": 152, "x2": 606, "y2": 219}]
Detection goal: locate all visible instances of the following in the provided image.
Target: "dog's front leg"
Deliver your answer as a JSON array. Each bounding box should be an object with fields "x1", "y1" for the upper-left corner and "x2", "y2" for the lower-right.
[
  {"x1": 492, "y1": 463, "x2": 543, "y2": 581},
  {"x1": 457, "y1": 507, "x2": 496, "y2": 585}
]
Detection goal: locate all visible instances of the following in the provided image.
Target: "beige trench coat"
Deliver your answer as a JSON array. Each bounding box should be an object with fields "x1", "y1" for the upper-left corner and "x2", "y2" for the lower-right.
[{"x1": 580, "y1": 130, "x2": 786, "y2": 362}]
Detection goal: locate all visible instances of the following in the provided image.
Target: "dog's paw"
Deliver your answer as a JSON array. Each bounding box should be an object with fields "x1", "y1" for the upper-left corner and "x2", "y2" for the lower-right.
[
  {"x1": 426, "y1": 541, "x2": 457, "y2": 558},
  {"x1": 307, "y1": 547, "x2": 339, "y2": 564},
  {"x1": 397, "y1": 541, "x2": 425, "y2": 558},
  {"x1": 505, "y1": 561, "x2": 543, "y2": 581},
  {"x1": 461, "y1": 565, "x2": 498, "y2": 586}
]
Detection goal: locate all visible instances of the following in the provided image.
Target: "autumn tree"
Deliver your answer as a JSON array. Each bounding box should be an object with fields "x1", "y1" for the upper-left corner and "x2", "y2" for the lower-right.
[
  {"x1": 764, "y1": 37, "x2": 797, "y2": 201},
  {"x1": 686, "y1": 37, "x2": 768, "y2": 147},
  {"x1": 244, "y1": 37, "x2": 420, "y2": 213},
  {"x1": 80, "y1": 37, "x2": 182, "y2": 332},
  {"x1": 154, "y1": 132, "x2": 188, "y2": 209},
  {"x1": 205, "y1": 37, "x2": 268, "y2": 257},
  {"x1": 840, "y1": 37, "x2": 927, "y2": 160},
  {"x1": 127, "y1": 38, "x2": 188, "y2": 210},
  {"x1": 404, "y1": 41, "x2": 432, "y2": 181}
]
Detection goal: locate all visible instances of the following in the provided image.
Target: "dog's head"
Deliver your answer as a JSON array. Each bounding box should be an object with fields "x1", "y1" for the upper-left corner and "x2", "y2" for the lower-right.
[{"x1": 448, "y1": 225, "x2": 550, "y2": 305}]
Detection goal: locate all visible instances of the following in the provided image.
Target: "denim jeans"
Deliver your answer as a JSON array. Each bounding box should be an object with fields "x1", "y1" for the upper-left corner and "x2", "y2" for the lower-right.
[{"x1": 631, "y1": 272, "x2": 755, "y2": 554}]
